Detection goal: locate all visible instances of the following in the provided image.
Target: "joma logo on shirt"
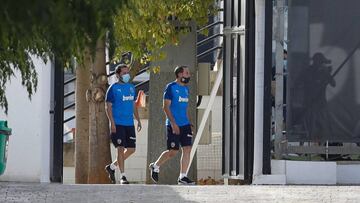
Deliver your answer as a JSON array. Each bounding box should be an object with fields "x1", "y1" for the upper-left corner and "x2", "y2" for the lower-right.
[
  {"x1": 123, "y1": 95, "x2": 134, "y2": 101},
  {"x1": 178, "y1": 96, "x2": 189, "y2": 102}
]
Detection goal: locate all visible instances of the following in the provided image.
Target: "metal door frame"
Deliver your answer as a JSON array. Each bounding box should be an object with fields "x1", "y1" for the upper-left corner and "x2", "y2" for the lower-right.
[{"x1": 222, "y1": 0, "x2": 256, "y2": 182}]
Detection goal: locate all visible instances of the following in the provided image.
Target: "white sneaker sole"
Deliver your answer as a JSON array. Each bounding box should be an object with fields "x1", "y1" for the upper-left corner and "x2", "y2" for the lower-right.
[{"x1": 178, "y1": 181, "x2": 196, "y2": 185}]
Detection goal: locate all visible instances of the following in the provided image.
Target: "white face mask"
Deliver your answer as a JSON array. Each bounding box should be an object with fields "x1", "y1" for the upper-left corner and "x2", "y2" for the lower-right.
[{"x1": 121, "y1": 73, "x2": 131, "y2": 83}]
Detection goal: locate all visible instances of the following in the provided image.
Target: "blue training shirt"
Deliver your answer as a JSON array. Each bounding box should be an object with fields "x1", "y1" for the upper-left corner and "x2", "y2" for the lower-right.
[
  {"x1": 105, "y1": 83, "x2": 137, "y2": 126},
  {"x1": 163, "y1": 81, "x2": 190, "y2": 126}
]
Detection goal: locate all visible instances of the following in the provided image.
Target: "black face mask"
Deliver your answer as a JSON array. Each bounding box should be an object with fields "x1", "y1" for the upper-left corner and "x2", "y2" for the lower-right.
[{"x1": 181, "y1": 77, "x2": 190, "y2": 84}]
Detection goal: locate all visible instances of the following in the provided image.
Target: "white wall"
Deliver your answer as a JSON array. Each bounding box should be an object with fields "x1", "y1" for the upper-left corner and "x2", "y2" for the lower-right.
[
  {"x1": 197, "y1": 133, "x2": 222, "y2": 180},
  {"x1": 0, "y1": 57, "x2": 52, "y2": 182},
  {"x1": 197, "y1": 96, "x2": 223, "y2": 133},
  {"x1": 265, "y1": 160, "x2": 360, "y2": 185}
]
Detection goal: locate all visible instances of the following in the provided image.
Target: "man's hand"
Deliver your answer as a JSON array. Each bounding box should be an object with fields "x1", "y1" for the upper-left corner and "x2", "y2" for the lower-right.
[
  {"x1": 110, "y1": 122, "x2": 116, "y2": 134},
  {"x1": 137, "y1": 120, "x2": 142, "y2": 132},
  {"x1": 171, "y1": 122, "x2": 180, "y2": 135}
]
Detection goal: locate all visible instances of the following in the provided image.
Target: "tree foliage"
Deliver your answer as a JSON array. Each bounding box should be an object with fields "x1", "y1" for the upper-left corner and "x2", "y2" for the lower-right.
[
  {"x1": 0, "y1": 0, "x2": 215, "y2": 113},
  {"x1": 0, "y1": 0, "x2": 124, "y2": 113},
  {"x1": 112, "y1": 0, "x2": 215, "y2": 74}
]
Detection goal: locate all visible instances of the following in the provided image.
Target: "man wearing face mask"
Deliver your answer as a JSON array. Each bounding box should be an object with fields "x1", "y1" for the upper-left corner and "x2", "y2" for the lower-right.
[
  {"x1": 104, "y1": 64, "x2": 142, "y2": 184},
  {"x1": 149, "y1": 65, "x2": 195, "y2": 185}
]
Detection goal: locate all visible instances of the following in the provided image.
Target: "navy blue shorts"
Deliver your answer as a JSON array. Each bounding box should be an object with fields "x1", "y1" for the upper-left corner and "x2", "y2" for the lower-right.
[
  {"x1": 110, "y1": 125, "x2": 136, "y2": 148},
  {"x1": 167, "y1": 124, "x2": 193, "y2": 150}
]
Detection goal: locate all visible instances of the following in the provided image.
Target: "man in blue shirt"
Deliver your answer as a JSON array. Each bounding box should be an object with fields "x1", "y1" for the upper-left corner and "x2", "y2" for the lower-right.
[
  {"x1": 105, "y1": 64, "x2": 142, "y2": 184},
  {"x1": 149, "y1": 65, "x2": 195, "y2": 185}
]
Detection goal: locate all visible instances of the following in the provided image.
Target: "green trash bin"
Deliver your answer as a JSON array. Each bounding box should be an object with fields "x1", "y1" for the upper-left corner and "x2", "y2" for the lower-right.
[{"x1": 0, "y1": 121, "x2": 11, "y2": 175}]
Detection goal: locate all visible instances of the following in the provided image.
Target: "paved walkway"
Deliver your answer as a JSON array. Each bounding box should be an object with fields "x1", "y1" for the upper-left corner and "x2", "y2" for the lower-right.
[{"x1": 1, "y1": 182, "x2": 360, "y2": 202}]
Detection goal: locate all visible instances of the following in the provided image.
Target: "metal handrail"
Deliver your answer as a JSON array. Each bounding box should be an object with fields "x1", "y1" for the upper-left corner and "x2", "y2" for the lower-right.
[
  {"x1": 63, "y1": 61, "x2": 112, "y2": 85},
  {"x1": 134, "y1": 79, "x2": 150, "y2": 92},
  {"x1": 64, "y1": 77, "x2": 76, "y2": 85},
  {"x1": 64, "y1": 91, "x2": 75, "y2": 98},
  {"x1": 63, "y1": 116, "x2": 75, "y2": 124},
  {"x1": 107, "y1": 66, "x2": 150, "y2": 77},
  {"x1": 196, "y1": 7, "x2": 224, "y2": 61},
  {"x1": 197, "y1": 46, "x2": 222, "y2": 59},
  {"x1": 64, "y1": 103, "x2": 75, "y2": 111},
  {"x1": 197, "y1": 33, "x2": 223, "y2": 46},
  {"x1": 197, "y1": 21, "x2": 223, "y2": 32}
]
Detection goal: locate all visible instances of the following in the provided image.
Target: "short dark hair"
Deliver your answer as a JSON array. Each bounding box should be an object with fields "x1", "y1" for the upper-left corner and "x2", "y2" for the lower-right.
[
  {"x1": 115, "y1": 64, "x2": 128, "y2": 74},
  {"x1": 174, "y1": 65, "x2": 188, "y2": 78}
]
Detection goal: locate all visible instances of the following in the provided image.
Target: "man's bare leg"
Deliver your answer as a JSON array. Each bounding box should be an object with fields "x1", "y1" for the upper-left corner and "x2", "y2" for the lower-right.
[
  {"x1": 148, "y1": 150, "x2": 178, "y2": 183},
  {"x1": 180, "y1": 146, "x2": 191, "y2": 175},
  {"x1": 155, "y1": 149, "x2": 178, "y2": 167},
  {"x1": 117, "y1": 147, "x2": 125, "y2": 175},
  {"x1": 111, "y1": 148, "x2": 136, "y2": 167},
  {"x1": 178, "y1": 146, "x2": 195, "y2": 184}
]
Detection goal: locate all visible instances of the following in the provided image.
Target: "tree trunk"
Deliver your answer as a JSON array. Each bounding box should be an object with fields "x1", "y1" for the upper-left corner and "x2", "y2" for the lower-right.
[
  {"x1": 87, "y1": 37, "x2": 112, "y2": 183},
  {"x1": 75, "y1": 49, "x2": 91, "y2": 184}
]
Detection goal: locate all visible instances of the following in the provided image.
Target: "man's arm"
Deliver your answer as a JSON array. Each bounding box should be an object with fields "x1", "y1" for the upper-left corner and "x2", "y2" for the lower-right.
[
  {"x1": 163, "y1": 99, "x2": 180, "y2": 135},
  {"x1": 105, "y1": 102, "x2": 116, "y2": 133},
  {"x1": 133, "y1": 102, "x2": 142, "y2": 132}
]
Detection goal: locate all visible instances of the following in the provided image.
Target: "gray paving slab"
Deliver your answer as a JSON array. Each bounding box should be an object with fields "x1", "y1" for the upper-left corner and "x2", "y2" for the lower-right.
[{"x1": 1, "y1": 182, "x2": 360, "y2": 203}]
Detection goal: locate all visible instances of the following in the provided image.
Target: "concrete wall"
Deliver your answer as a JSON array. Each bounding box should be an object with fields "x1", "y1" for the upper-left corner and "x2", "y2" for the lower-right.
[
  {"x1": 261, "y1": 160, "x2": 360, "y2": 185},
  {"x1": 0, "y1": 57, "x2": 52, "y2": 182},
  {"x1": 197, "y1": 96, "x2": 223, "y2": 180},
  {"x1": 197, "y1": 133, "x2": 222, "y2": 180}
]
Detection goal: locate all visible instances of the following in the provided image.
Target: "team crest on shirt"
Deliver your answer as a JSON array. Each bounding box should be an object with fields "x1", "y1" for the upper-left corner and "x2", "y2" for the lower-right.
[
  {"x1": 171, "y1": 142, "x2": 176, "y2": 148},
  {"x1": 130, "y1": 87, "x2": 135, "y2": 93},
  {"x1": 185, "y1": 89, "x2": 189, "y2": 95},
  {"x1": 117, "y1": 139, "x2": 122, "y2": 144}
]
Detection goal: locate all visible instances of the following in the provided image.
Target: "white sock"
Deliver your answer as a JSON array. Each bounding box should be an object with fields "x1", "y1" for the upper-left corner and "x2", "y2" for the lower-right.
[
  {"x1": 153, "y1": 163, "x2": 160, "y2": 172},
  {"x1": 179, "y1": 173, "x2": 186, "y2": 179},
  {"x1": 110, "y1": 163, "x2": 118, "y2": 170}
]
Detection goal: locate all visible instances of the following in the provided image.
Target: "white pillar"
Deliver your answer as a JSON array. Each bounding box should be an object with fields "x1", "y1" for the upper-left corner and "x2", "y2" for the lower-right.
[
  {"x1": 253, "y1": 0, "x2": 266, "y2": 179},
  {"x1": 40, "y1": 59, "x2": 52, "y2": 183},
  {"x1": 274, "y1": 0, "x2": 285, "y2": 159}
]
